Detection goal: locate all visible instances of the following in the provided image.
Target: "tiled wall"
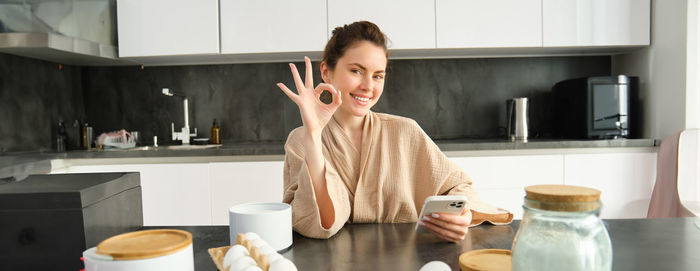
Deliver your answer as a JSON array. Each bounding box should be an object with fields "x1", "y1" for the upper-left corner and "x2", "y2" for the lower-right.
[{"x1": 1, "y1": 53, "x2": 610, "y2": 152}]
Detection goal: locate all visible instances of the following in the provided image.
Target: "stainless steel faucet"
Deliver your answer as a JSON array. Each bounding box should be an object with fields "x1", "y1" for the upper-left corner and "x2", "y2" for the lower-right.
[{"x1": 162, "y1": 88, "x2": 197, "y2": 144}]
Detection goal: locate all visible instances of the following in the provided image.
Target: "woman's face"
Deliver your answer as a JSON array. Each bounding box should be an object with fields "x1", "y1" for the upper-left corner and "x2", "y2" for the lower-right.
[{"x1": 322, "y1": 41, "x2": 387, "y2": 118}]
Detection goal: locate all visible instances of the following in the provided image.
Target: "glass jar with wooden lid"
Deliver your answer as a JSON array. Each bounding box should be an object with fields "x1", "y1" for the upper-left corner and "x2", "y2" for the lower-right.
[{"x1": 511, "y1": 184, "x2": 612, "y2": 271}]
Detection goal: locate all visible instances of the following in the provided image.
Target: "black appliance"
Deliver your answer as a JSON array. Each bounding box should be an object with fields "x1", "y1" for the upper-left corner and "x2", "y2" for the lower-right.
[
  {"x1": 552, "y1": 75, "x2": 639, "y2": 139},
  {"x1": 0, "y1": 172, "x2": 143, "y2": 270}
]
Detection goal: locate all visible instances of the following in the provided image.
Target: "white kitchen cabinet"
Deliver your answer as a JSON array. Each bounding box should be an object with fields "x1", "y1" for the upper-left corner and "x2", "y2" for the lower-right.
[
  {"x1": 449, "y1": 155, "x2": 564, "y2": 219},
  {"x1": 209, "y1": 161, "x2": 284, "y2": 225},
  {"x1": 542, "y1": 0, "x2": 650, "y2": 47},
  {"x1": 563, "y1": 152, "x2": 656, "y2": 219},
  {"x1": 436, "y1": 0, "x2": 542, "y2": 48},
  {"x1": 220, "y1": 0, "x2": 327, "y2": 54},
  {"x1": 46, "y1": 148, "x2": 656, "y2": 226},
  {"x1": 449, "y1": 151, "x2": 657, "y2": 219},
  {"x1": 117, "y1": 0, "x2": 220, "y2": 57},
  {"x1": 112, "y1": 0, "x2": 651, "y2": 64},
  {"x1": 60, "y1": 163, "x2": 213, "y2": 226},
  {"x1": 327, "y1": 0, "x2": 435, "y2": 50}
]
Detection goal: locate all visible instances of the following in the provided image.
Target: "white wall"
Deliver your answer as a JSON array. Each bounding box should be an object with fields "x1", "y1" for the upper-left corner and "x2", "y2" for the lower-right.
[
  {"x1": 687, "y1": 0, "x2": 700, "y2": 129},
  {"x1": 612, "y1": 0, "x2": 689, "y2": 140}
]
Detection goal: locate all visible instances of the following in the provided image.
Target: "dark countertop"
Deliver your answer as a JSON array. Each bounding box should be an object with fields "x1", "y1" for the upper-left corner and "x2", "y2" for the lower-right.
[
  {"x1": 0, "y1": 138, "x2": 656, "y2": 180},
  {"x1": 0, "y1": 153, "x2": 64, "y2": 182},
  {"x1": 149, "y1": 218, "x2": 700, "y2": 271},
  {"x1": 435, "y1": 138, "x2": 656, "y2": 151}
]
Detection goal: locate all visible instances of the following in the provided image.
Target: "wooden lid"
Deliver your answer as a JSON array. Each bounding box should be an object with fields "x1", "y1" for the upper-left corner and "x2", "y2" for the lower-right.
[
  {"x1": 96, "y1": 229, "x2": 192, "y2": 260},
  {"x1": 525, "y1": 184, "x2": 601, "y2": 203},
  {"x1": 459, "y1": 249, "x2": 512, "y2": 271}
]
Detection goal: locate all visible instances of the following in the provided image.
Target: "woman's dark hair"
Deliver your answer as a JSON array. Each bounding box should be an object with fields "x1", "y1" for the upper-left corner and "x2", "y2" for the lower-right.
[{"x1": 322, "y1": 21, "x2": 388, "y2": 70}]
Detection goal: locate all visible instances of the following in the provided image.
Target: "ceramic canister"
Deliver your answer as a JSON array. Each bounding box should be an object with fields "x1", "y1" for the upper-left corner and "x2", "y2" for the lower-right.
[
  {"x1": 83, "y1": 229, "x2": 194, "y2": 271},
  {"x1": 229, "y1": 202, "x2": 293, "y2": 251}
]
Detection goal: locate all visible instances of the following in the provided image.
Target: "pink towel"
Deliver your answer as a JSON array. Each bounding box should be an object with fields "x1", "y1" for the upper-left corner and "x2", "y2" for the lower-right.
[{"x1": 647, "y1": 131, "x2": 694, "y2": 218}]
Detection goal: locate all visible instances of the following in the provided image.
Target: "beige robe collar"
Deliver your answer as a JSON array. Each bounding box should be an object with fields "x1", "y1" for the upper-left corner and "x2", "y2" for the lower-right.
[{"x1": 324, "y1": 111, "x2": 381, "y2": 222}]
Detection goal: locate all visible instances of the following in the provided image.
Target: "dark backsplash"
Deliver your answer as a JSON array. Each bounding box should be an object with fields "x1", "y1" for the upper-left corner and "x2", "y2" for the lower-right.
[
  {"x1": 0, "y1": 54, "x2": 85, "y2": 153},
  {"x1": 1, "y1": 53, "x2": 610, "y2": 152}
]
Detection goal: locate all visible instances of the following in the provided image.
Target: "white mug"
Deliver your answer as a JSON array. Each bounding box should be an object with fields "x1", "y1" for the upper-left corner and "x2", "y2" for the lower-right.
[{"x1": 229, "y1": 202, "x2": 292, "y2": 251}]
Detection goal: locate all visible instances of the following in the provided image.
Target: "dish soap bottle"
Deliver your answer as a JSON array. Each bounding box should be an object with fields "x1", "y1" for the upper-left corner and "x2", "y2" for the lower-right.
[{"x1": 211, "y1": 119, "x2": 221, "y2": 144}]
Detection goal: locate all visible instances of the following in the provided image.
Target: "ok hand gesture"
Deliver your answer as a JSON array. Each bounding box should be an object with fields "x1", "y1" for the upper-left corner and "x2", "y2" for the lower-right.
[{"x1": 277, "y1": 57, "x2": 342, "y2": 136}]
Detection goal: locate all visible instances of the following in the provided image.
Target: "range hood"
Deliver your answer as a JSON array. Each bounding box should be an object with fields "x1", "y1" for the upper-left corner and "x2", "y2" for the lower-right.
[
  {"x1": 0, "y1": 32, "x2": 134, "y2": 66},
  {"x1": 0, "y1": 0, "x2": 134, "y2": 66}
]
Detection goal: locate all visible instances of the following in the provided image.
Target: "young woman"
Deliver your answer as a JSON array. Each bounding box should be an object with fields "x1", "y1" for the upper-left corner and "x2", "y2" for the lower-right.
[{"x1": 277, "y1": 21, "x2": 511, "y2": 242}]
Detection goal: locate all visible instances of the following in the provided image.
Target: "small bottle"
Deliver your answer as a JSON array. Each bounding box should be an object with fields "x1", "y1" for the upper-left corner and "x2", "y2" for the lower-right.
[
  {"x1": 73, "y1": 120, "x2": 81, "y2": 149},
  {"x1": 211, "y1": 119, "x2": 221, "y2": 144},
  {"x1": 56, "y1": 120, "x2": 66, "y2": 152},
  {"x1": 82, "y1": 122, "x2": 88, "y2": 149}
]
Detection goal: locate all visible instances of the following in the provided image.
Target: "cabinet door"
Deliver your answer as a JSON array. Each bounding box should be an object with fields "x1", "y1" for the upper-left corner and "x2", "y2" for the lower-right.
[
  {"x1": 564, "y1": 152, "x2": 657, "y2": 218},
  {"x1": 543, "y1": 0, "x2": 650, "y2": 46},
  {"x1": 327, "y1": 0, "x2": 435, "y2": 50},
  {"x1": 65, "y1": 163, "x2": 212, "y2": 226},
  {"x1": 436, "y1": 0, "x2": 542, "y2": 48},
  {"x1": 220, "y1": 0, "x2": 327, "y2": 54},
  {"x1": 449, "y1": 155, "x2": 564, "y2": 219},
  {"x1": 117, "y1": 0, "x2": 219, "y2": 57},
  {"x1": 209, "y1": 161, "x2": 284, "y2": 225}
]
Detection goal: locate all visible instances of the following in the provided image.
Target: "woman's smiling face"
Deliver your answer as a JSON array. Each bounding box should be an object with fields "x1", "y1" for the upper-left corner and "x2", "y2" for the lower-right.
[{"x1": 322, "y1": 41, "x2": 387, "y2": 118}]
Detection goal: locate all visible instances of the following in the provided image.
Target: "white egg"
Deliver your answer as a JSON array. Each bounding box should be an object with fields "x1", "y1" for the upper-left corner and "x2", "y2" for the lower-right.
[
  {"x1": 265, "y1": 252, "x2": 283, "y2": 264},
  {"x1": 258, "y1": 244, "x2": 275, "y2": 255},
  {"x1": 230, "y1": 255, "x2": 257, "y2": 271},
  {"x1": 244, "y1": 232, "x2": 261, "y2": 241},
  {"x1": 223, "y1": 245, "x2": 249, "y2": 270},
  {"x1": 241, "y1": 265, "x2": 263, "y2": 271},
  {"x1": 419, "y1": 261, "x2": 451, "y2": 271},
  {"x1": 251, "y1": 238, "x2": 268, "y2": 248},
  {"x1": 268, "y1": 258, "x2": 297, "y2": 271}
]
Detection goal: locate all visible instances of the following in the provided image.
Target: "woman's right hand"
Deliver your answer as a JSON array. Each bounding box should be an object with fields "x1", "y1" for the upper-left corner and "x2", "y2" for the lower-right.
[{"x1": 277, "y1": 57, "x2": 342, "y2": 136}]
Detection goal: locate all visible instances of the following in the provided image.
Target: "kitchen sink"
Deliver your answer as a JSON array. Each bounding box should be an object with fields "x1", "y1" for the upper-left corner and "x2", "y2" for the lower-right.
[
  {"x1": 160, "y1": 144, "x2": 222, "y2": 150},
  {"x1": 104, "y1": 144, "x2": 222, "y2": 151}
]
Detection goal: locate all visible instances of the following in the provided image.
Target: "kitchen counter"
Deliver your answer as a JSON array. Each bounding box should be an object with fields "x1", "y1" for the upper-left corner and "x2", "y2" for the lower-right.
[
  {"x1": 435, "y1": 138, "x2": 656, "y2": 151},
  {"x1": 0, "y1": 138, "x2": 656, "y2": 180},
  {"x1": 149, "y1": 218, "x2": 700, "y2": 270},
  {"x1": 0, "y1": 153, "x2": 63, "y2": 181}
]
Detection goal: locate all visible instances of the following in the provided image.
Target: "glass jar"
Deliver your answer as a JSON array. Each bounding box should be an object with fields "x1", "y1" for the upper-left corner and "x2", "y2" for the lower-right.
[{"x1": 511, "y1": 185, "x2": 612, "y2": 271}]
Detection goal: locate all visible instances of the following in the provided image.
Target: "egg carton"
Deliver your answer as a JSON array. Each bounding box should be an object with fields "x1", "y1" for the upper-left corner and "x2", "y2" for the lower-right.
[{"x1": 208, "y1": 232, "x2": 297, "y2": 271}]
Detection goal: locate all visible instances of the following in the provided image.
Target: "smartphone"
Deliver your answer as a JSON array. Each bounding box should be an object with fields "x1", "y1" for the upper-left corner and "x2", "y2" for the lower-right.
[{"x1": 415, "y1": 195, "x2": 468, "y2": 233}]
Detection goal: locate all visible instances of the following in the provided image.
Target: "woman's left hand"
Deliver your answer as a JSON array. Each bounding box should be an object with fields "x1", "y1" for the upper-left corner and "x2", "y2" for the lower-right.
[{"x1": 420, "y1": 208, "x2": 472, "y2": 243}]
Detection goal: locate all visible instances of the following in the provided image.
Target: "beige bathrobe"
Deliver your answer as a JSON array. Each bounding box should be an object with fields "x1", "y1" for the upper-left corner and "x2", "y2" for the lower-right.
[{"x1": 283, "y1": 111, "x2": 512, "y2": 239}]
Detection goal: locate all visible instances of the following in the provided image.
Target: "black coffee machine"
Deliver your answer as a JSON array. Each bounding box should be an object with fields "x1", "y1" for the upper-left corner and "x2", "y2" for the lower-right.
[{"x1": 552, "y1": 75, "x2": 640, "y2": 139}]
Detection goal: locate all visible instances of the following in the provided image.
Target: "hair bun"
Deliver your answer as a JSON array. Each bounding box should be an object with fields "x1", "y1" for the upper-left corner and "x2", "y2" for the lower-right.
[{"x1": 322, "y1": 21, "x2": 388, "y2": 70}]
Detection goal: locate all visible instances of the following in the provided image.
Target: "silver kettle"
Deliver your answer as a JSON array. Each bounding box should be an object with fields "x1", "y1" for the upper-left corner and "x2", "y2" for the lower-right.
[{"x1": 506, "y1": 97, "x2": 529, "y2": 142}]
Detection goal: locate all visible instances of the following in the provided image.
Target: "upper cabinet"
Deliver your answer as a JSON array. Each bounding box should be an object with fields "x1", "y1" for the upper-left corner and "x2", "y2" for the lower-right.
[
  {"x1": 436, "y1": 0, "x2": 542, "y2": 48},
  {"x1": 327, "y1": 0, "x2": 435, "y2": 50},
  {"x1": 114, "y1": 0, "x2": 651, "y2": 65},
  {"x1": 543, "y1": 0, "x2": 650, "y2": 47},
  {"x1": 220, "y1": 0, "x2": 327, "y2": 54},
  {"x1": 117, "y1": 0, "x2": 219, "y2": 57}
]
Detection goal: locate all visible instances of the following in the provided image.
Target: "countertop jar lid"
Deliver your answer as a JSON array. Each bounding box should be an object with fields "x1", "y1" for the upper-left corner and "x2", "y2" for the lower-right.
[
  {"x1": 459, "y1": 249, "x2": 512, "y2": 271},
  {"x1": 96, "y1": 229, "x2": 192, "y2": 260},
  {"x1": 525, "y1": 184, "x2": 600, "y2": 202},
  {"x1": 524, "y1": 184, "x2": 601, "y2": 212}
]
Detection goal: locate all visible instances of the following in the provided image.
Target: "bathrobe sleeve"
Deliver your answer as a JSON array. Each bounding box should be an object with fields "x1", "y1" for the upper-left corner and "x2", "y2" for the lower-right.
[
  {"x1": 410, "y1": 120, "x2": 514, "y2": 226},
  {"x1": 282, "y1": 128, "x2": 352, "y2": 239}
]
